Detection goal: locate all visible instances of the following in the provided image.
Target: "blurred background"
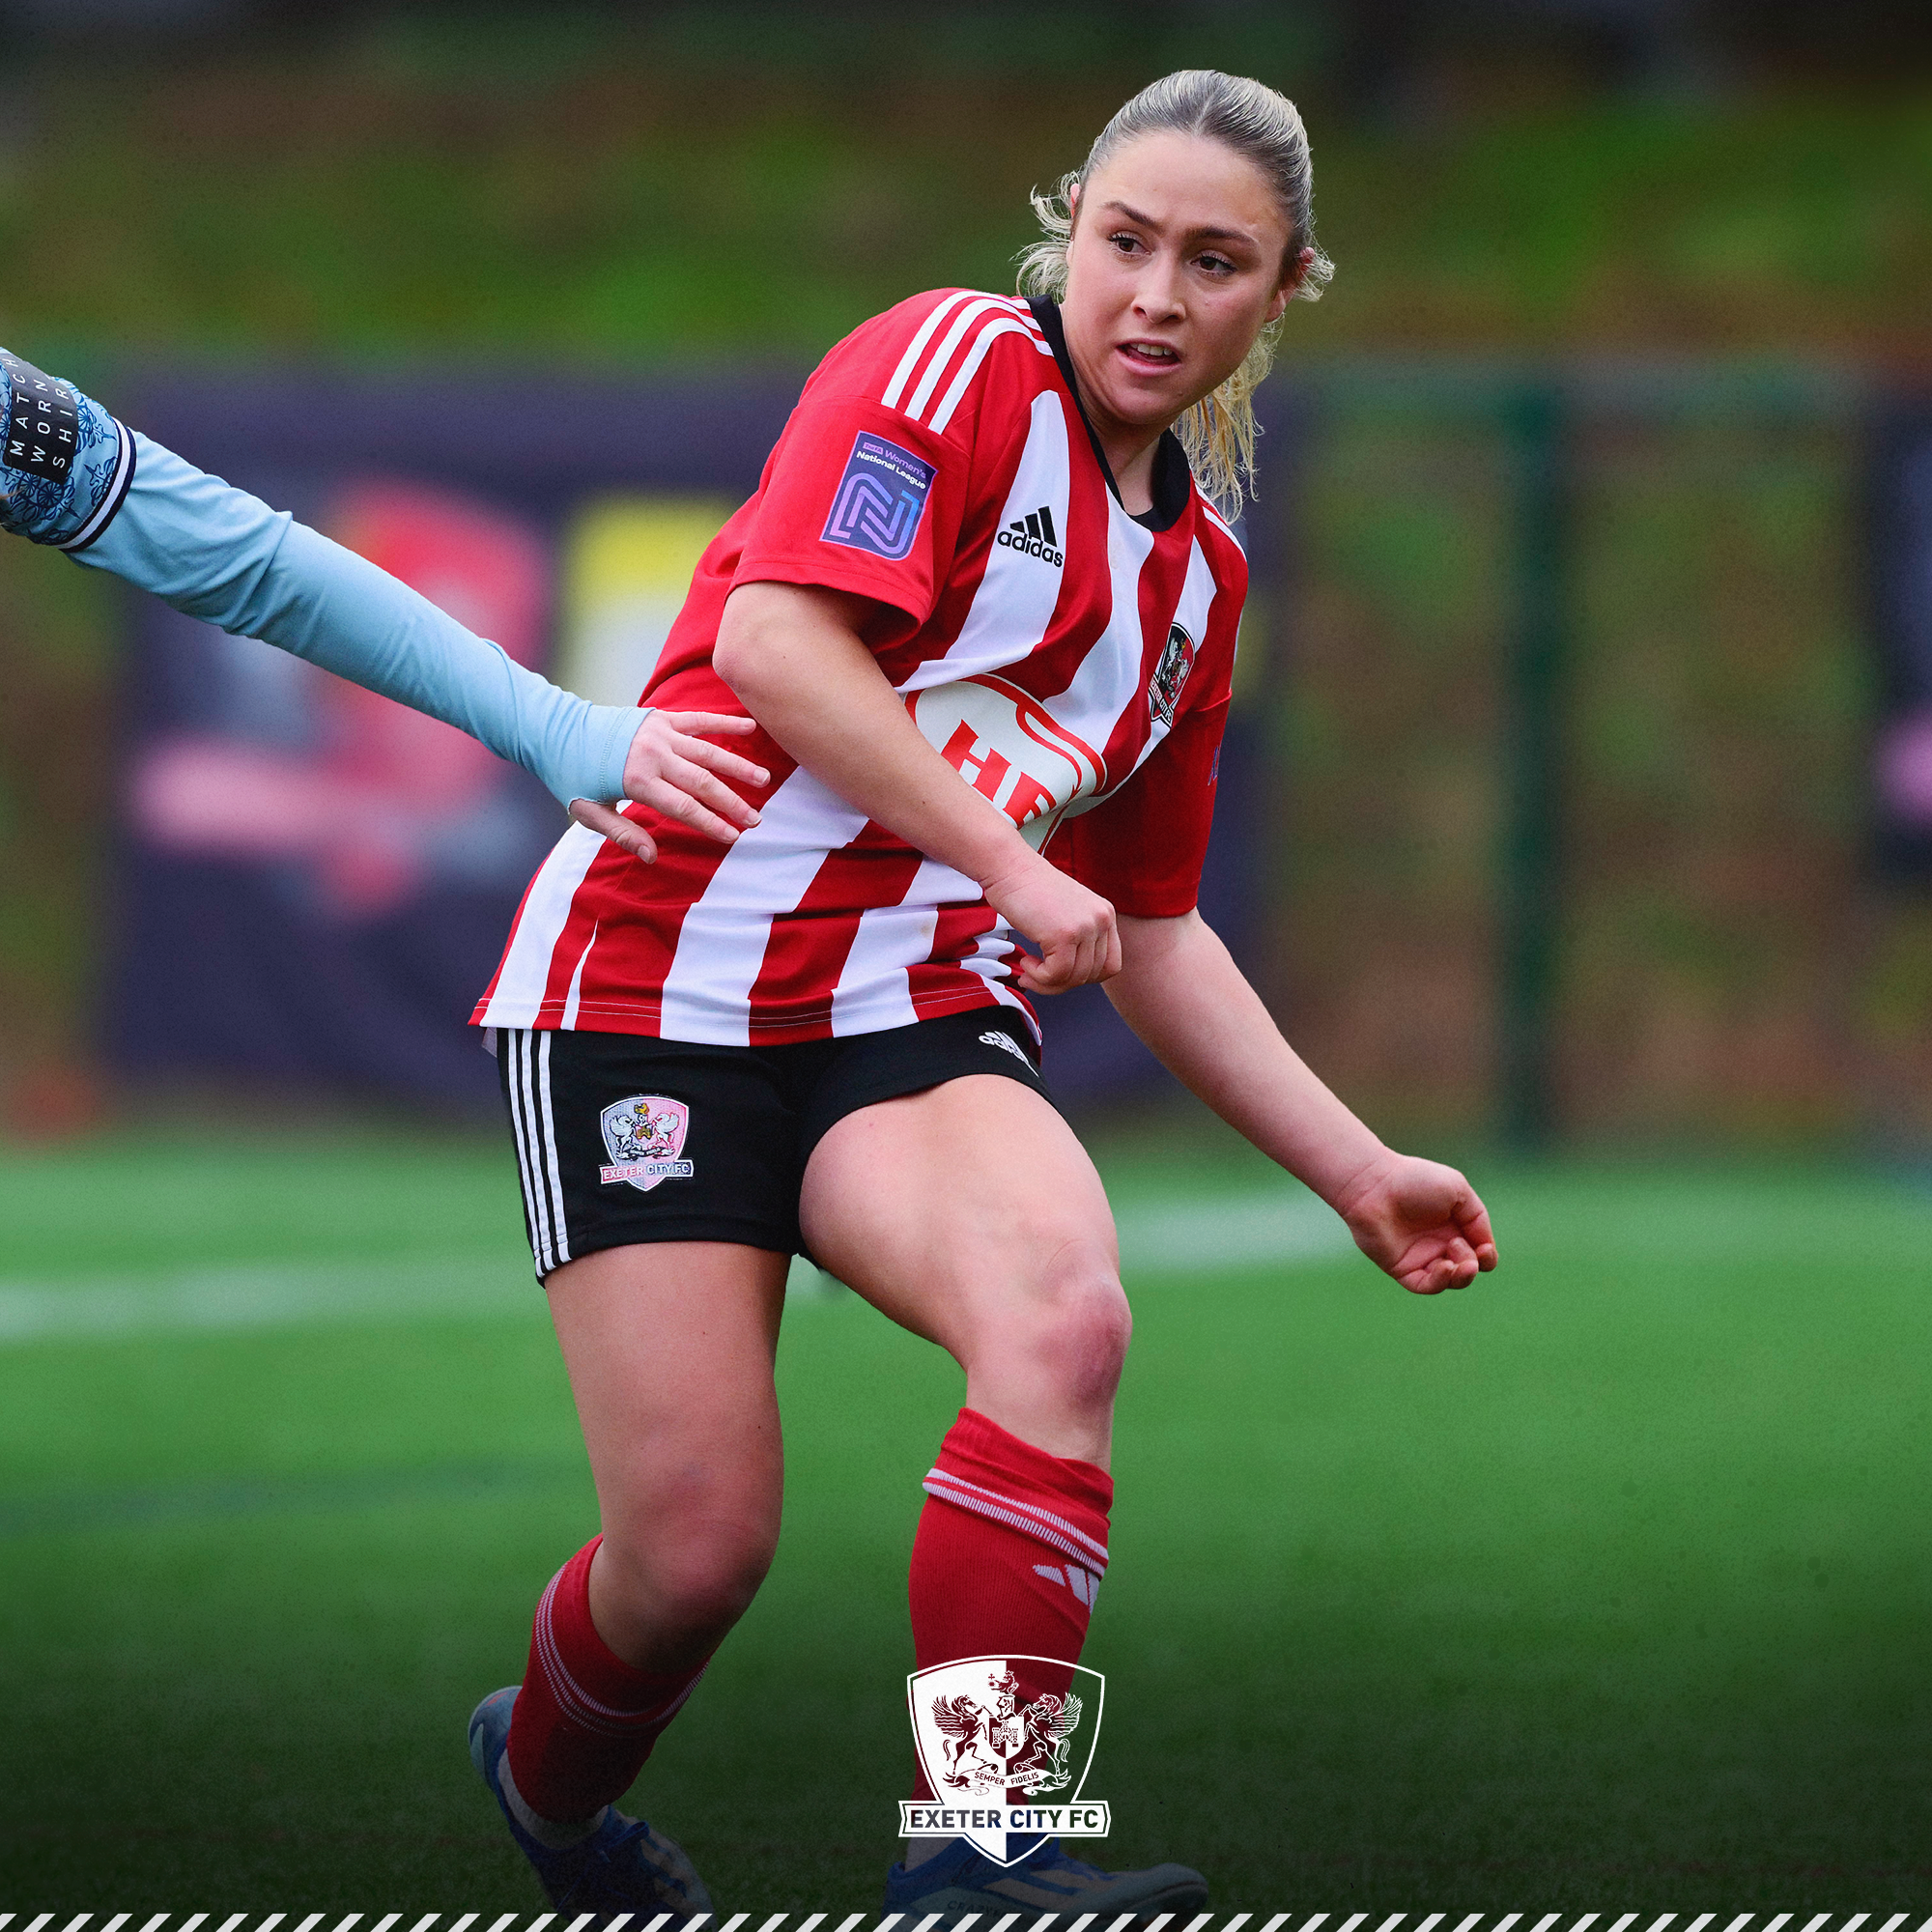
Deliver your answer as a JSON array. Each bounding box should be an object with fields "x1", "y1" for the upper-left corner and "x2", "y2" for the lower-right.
[
  {"x1": 5, "y1": 0, "x2": 1932, "y2": 1911},
  {"x1": 0, "y1": 0, "x2": 1928, "y2": 1145}
]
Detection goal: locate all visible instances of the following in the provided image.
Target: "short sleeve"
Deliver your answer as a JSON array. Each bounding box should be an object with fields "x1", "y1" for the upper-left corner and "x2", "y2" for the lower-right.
[
  {"x1": 731, "y1": 396, "x2": 960, "y2": 629},
  {"x1": 1045, "y1": 694, "x2": 1232, "y2": 918}
]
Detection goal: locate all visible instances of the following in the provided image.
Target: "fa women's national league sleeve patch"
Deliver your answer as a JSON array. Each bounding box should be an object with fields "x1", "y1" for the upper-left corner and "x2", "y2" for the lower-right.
[{"x1": 821, "y1": 430, "x2": 936, "y2": 562}]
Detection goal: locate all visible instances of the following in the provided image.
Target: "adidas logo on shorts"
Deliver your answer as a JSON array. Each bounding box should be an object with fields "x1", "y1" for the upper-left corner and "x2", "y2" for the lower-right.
[
  {"x1": 980, "y1": 1029, "x2": 1036, "y2": 1073},
  {"x1": 995, "y1": 505, "x2": 1064, "y2": 568}
]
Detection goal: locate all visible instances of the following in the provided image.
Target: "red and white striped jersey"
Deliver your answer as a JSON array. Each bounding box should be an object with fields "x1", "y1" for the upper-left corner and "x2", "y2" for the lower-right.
[{"x1": 473, "y1": 289, "x2": 1248, "y2": 1046}]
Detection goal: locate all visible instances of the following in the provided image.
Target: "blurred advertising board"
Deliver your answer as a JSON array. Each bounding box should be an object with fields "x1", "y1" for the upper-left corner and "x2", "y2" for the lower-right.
[{"x1": 106, "y1": 365, "x2": 1263, "y2": 1113}]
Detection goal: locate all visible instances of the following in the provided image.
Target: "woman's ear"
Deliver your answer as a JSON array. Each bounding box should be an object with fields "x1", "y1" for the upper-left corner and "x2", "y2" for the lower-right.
[{"x1": 1267, "y1": 244, "x2": 1317, "y2": 322}]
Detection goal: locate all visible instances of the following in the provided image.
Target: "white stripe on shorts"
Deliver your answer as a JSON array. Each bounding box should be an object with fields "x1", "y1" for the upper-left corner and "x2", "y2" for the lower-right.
[
  {"x1": 520, "y1": 1033, "x2": 561, "y2": 1272},
  {"x1": 502, "y1": 1032, "x2": 548, "y2": 1273},
  {"x1": 535, "y1": 1031, "x2": 571, "y2": 1268}
]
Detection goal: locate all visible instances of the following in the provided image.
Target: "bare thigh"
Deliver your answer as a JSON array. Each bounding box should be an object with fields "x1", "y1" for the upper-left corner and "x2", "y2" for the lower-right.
[
  {"x1": 543, "y1": 1239, "x2": 790, "y2": 1671},
  {"x1": 800, "y1": 1073, "x2": 1128, "y2": 1467}
]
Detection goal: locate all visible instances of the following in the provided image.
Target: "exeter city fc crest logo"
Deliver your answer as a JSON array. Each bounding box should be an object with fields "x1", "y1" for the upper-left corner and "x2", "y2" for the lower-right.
[
  {"x1": 899, "y1": 1656, "x2": 1109, "y2": 1865},
  {"x1": 598, "y1": 1094, "x2": 695, "y2": 1191},
  {"x1": 1150, "y1": 621, "x2": 1197, "y2": 727}
]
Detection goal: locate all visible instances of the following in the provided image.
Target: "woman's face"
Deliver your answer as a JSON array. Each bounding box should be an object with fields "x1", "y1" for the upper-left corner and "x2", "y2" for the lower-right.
[{"x1": 1060, "y1": 128, "x2": 1301, "y2": 437}]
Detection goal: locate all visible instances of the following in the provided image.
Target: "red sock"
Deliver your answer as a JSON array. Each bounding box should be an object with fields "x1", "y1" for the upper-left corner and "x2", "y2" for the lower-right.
[
  {"x1": 907, "y1": 1406, "x2": 1113, "y2": 1800},
  {"x1": 504, "y1": 1536, "x2": 708, "y2": 1823}
]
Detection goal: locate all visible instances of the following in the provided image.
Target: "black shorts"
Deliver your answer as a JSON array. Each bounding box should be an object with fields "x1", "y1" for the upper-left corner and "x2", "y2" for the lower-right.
[{"x1": 493, "y1": 1009, "x2": 1052, "y2": 1276}]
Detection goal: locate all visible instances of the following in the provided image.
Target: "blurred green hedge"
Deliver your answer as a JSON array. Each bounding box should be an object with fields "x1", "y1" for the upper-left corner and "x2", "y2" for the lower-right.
[{"x1": 0, "y1": 16, "x2": 1924, "y2": 362}]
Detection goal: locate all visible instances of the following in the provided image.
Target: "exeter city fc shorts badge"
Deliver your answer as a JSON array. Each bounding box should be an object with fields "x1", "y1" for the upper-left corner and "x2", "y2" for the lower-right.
[
  {"x1": 898, "y1": 1655, "x2": 1110, "y2": 1866},
  {"x1": 598, "y1": 1094, "x2": 695, "y2": 1191}
]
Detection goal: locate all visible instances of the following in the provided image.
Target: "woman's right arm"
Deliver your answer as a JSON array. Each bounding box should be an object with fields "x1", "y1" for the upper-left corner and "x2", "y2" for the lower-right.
[
  {"x1": 0, "y1": 349, "x2": 765, "y2": 838},
  {"x1": 692, "y1": 577, "x2": 1119, "y2": 992}
]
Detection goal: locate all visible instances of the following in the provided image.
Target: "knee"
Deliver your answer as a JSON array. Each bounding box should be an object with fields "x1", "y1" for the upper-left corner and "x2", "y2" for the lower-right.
[
  {"x1": 599, "y1": 1501, "x2": 778, "y2": 1650},
  {"x1": 1015, "y1": 1243, "x2": 1133, "y2": 1410}
]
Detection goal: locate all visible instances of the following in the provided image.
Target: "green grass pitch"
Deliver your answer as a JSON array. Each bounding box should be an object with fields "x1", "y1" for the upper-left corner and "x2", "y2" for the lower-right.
[{"x1": 1, "y1": 1113, "x2": 1929, "y2": 1910}]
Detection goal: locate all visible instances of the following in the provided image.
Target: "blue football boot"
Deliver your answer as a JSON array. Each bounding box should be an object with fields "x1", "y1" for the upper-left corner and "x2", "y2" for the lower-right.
[
  {"x1": 883, "y1": 1832, "x2": 1208, "y2": 1913},
  {"x1": 469, "y1": 1686, "x2": 712, "y2": 1914}
]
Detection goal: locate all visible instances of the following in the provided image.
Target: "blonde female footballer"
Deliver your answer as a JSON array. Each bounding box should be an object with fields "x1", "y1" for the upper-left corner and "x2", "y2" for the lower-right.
[{"x1": 0, "y1": 68, "x2": 1495, "y2": 1914}]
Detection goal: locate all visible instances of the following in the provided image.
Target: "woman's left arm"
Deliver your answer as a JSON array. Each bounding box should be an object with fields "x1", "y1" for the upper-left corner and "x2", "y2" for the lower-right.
[{"x1": 1106, "y1": 907, "x2": 1498, "y2": 1293}]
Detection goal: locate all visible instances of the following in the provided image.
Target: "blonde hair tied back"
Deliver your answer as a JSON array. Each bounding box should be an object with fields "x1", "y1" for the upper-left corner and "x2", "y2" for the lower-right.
[{"x1": 1016, "y1": 69, "x2": 1333, "y2": 520}]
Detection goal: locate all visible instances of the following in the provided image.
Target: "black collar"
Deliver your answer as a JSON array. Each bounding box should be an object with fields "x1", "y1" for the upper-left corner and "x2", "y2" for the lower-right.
[{"x1": 1027, "y1": 298, "x2": 1192, "y2": 533}]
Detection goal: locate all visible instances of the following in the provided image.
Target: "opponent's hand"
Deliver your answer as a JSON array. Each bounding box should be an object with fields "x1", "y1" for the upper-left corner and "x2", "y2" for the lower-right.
[
  {"x1": 569, "y1": 709, "x2": 771, "y2": 864},
  {"x1": 982, "y1": 850, "x2": 1122, "y2": 994},
  {"x1": 1331, "y1": 1148, "x2": 1498, "y2": 1294}
]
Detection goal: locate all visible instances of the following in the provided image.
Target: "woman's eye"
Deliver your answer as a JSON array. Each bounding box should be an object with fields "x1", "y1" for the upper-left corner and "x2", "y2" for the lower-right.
[
  {"x1": 1198, "y1": 254, "x2": 1236, "y2": 275},
  {"x1": 1109, "y1": 232, "x2": 1143, "y2": 255}
]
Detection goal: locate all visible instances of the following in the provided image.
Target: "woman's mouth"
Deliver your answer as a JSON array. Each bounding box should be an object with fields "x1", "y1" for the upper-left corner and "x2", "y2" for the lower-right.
[{"x1": 1117, "y1": 340, "x2": 1181, "y2": 372}]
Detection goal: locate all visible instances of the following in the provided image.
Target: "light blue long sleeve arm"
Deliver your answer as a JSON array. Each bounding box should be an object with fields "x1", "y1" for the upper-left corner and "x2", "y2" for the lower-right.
[{"x1": 0, "y1": 348, "x2": 641, "y2": 807}]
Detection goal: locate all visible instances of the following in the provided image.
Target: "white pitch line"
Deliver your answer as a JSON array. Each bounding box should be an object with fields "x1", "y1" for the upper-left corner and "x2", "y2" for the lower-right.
[
  {"x1": 0, "y1": 1194, "x2": 1350, "y2": 1347},
  {"x1": 1451, "y1": 1917, "x2": 1484, "y2": 1932}
]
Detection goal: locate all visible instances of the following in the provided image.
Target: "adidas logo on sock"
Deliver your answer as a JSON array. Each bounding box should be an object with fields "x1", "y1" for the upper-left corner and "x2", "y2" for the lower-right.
[
  {"x1": 1034, "y1": 1560, "x2": 1101, "y2": 1606},
  {"x1": 995, "y1": 504, "x2": 1064, "y2": 567}
]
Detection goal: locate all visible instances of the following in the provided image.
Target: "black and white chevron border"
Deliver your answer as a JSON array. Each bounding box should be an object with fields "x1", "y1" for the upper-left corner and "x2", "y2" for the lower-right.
[{"x1": 2, "y1": 1914, "x2": 1924, "y2": 1932}]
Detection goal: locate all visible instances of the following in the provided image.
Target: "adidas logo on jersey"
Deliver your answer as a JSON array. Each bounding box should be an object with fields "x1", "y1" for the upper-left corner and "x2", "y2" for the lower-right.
[{"x1": 996, "y1": 505, "x2": 1064, "y2": 568}]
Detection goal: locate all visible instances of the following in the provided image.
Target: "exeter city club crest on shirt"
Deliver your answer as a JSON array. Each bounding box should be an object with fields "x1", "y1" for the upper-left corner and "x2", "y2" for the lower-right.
[
  {"x1": 899, "y1": 1655, "x2": 1109, "y2": 1865},
  {"x1": 598, "y1": 1094, "x2": 695, "y2": 1190}
]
